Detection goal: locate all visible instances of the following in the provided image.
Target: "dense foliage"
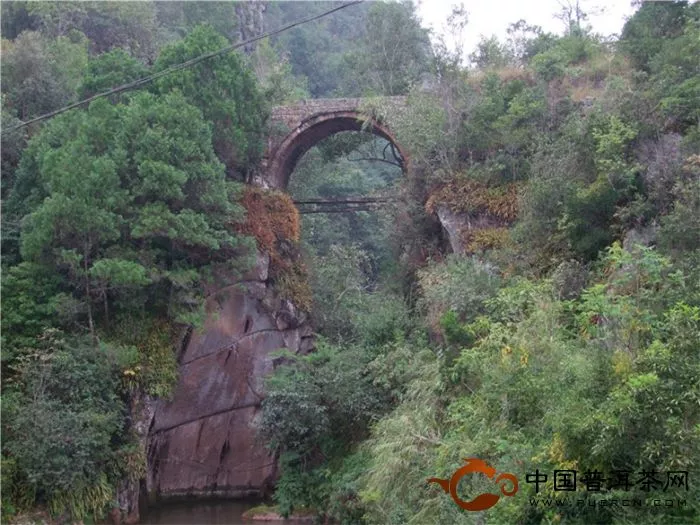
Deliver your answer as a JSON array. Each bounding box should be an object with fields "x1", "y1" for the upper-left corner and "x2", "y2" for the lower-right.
[
  {"x1": 264, "y1": 1, "x2": 431, "y2": 97},
  {"x1": 1, "y1": 8, "x2": 265, "y2": 520},
  {"x1": 153, "y1": 25, "x2": 266, "y2": 179},
  {"x1": 1, "y1": 1, "x2": 699, "y2": 524},
  {"x1": 257, "y1": 2, "x2": 700, "y2": 525}
]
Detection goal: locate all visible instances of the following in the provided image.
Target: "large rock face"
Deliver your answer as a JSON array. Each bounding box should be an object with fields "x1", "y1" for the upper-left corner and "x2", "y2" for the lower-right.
[
  {"x1": 436, "y1": 205, "x2": 509, "y2": 255},
  {"x1": 235, "y1": 1, "x2": 264, "y2": 52},
  {"x1": 435, "y1": 205, "x2": 467, "y2": 255},
  {"x1": 146, "y1": 254, "x2": 313, "y2": 500}
]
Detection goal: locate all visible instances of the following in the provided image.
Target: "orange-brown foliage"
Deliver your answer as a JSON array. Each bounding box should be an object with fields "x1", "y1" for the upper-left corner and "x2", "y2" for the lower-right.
[
  {"x1": 237, "y1": 186, "x2": 300, "y2": 271},
  {"x1": 464, "y1": 227, "x2": 511, "y2": 253},
  {"x1": 236, "y1": 186, "x2": 311, "y2": 312},
  {"x1": 467, "y1": 67, "x2": 536, "y2": 92},
  {"x1": 426, "y1": 179, "x2": 520, "y2": 223}
]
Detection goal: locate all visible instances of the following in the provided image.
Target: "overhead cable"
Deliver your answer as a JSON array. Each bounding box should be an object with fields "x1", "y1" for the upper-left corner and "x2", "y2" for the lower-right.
[{"x1": 1, "y1": 1, "x2": 363, "y2": 135}]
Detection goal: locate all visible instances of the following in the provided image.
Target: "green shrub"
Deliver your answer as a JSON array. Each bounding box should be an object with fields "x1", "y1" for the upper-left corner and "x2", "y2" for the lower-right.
[
  {"x1": 2, "y1": 330, "x2": 126, "y2": 521},
  {"x1": 658, "y1": 159, "x2": 700, "y2": 256},
  {"x1": 356, "y1": 245, "x2": 700, "y2": 524},
  {"x1": 418, "y1": 255, "x2": 501, "y2": 329},
  {"x1": 273, "y1": 452, "x2": 327, "y2": 519},
  {"x1": 108, "y1": 317, "x2": 180, "y2": 398},
  {"x1": 531, "y1": 47, "x2": 567, "y2": 80}
]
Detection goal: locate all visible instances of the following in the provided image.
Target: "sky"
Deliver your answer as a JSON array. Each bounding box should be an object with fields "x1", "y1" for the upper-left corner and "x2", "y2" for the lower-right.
[{"x1": 415, "y1": 0, "x2": 638, "y2": 59}]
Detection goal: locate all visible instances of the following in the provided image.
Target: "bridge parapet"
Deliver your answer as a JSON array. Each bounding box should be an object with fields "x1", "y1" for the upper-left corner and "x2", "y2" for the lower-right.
[{"x1": 269, "y1": 96, "x2": 406, "y2": 130}]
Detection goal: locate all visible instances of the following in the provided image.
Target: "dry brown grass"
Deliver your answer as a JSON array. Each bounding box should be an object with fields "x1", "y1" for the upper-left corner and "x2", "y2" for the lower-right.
[
  {"x1": 235, "y1": 186, "x2": 311, "y2": 311},
  {"x1": 426, "y1": 178, "x2": 520, "y2": 222},
  {"x1": 465, "y1": 227, "x2": 512, "y2": 253},
  {"x1": 466, "y1": 66, "x2": 536, "y2": 91},
  {"x1": 236, "y1": 186, "x2": 300, "y2": 272}
]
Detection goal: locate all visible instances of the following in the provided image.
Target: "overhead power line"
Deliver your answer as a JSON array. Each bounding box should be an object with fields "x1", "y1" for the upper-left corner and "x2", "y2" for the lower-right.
[{"x1": 1, "y1": 1, "x2": 363, "y2": 135}]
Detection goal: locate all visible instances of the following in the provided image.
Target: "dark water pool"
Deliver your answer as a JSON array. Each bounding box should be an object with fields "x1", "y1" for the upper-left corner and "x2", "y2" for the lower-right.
[{"x1": 140, "y1": 499, "x2": 309, "y2": 525}]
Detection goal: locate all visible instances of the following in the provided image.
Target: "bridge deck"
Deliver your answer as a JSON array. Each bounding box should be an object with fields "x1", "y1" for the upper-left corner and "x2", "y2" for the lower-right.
[{"x1": 293, "y1": 196, "x2": 396, "y2": 214}]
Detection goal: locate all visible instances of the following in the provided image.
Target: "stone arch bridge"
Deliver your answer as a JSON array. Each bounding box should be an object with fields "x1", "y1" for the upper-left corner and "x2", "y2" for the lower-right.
[{"x1": 254, "y1": 96, "x2": 408, "y2": 189}]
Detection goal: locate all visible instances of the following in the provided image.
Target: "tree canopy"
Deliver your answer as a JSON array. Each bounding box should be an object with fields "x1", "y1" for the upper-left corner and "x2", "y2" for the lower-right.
[{"x1": 2, "y1": 2, "x2": 700, "y2": 524}]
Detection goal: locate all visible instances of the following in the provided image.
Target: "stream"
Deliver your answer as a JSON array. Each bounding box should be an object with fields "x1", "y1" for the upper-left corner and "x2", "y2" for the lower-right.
[{"x1": 140, "y1": 499, "x2": 311, "y2": 525}]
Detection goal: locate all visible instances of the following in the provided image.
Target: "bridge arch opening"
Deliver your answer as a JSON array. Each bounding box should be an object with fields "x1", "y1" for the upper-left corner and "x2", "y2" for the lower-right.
[
  {"x1": 282, "y1": 129, "x2": 405, "y2": 343},
  {"x1": 267, "y1": 111, "x2": 407, "y2": 189}
]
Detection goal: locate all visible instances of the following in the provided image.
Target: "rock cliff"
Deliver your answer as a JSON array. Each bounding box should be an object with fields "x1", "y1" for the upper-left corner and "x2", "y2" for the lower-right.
[
  {"x1": 427, "y1": 180, "x2": 518, "y2": 255},
  {"x1": 145, "y1": 252, "x2": 313, "y2": 501}
]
